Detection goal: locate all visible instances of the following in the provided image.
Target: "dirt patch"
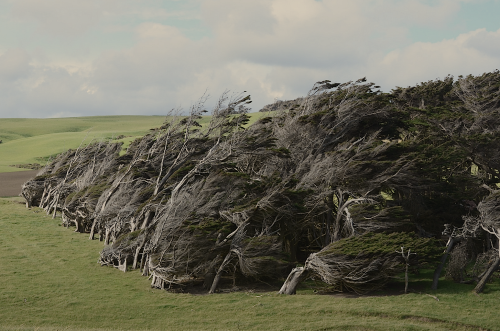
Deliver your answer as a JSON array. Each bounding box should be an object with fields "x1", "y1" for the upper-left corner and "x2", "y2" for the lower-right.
[{"x1": 0, "y1": 170, "x2": 39, "y2": 197}]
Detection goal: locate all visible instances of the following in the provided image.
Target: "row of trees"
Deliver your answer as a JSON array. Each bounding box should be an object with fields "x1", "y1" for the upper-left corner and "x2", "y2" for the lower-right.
[{"x1": 22, "y1": 71, "x2": 500, "y2": 294}]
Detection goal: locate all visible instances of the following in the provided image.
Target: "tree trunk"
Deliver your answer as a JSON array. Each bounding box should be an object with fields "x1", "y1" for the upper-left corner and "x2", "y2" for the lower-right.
[
  {"x1": 405, "y1": 263, "x2": 409, "y2": 294},
  {"x1": 89, "y1": 218, "x2": 98, "y2": 240},
  {"x1": 140, "y1": 210, "x2": 155, "y2": 230},
  {"x1": 209, "y1": 251, "x2": 233, "y2": 294},
  {"x1": 22, "y1": 192, "x2": 32, "y2": 208},
  {"x1": 324, "y1": 193, "x2": 334, "y2": 246},
  {"x1": 52, "y1": 194, "x2": 59, "y2": 219},
  {"x1": 104, "y1": 228, "x2": 111, "y2": 245},
  {"x1": 203, "y1": 270, "x2": 216, "y2": 290},
  {"x1": 142, "y1": 255, "x2": 150, "y2": 276},
  {"x1": 474, "y1": 257, "x2": 500, "y2": 294},
  {"x1": 432, "y1": 237, "x2": 456, "y2": 290},
  {"x1": 278, "y1": 267, "x2": 309, "y2": 295},
  {"x1": 133, "y1": 237, "x2": 147, "y2": 269},
  {"x1": 118, "y1": 256, "x2": 127, "y2": 272},
  {"x1": 333, "y1": 195, "x2": 366, "y2": 242}
]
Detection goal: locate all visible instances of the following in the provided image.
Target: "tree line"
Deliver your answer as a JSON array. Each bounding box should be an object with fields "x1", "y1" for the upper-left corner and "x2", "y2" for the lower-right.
[{"x1": 22, "y1": 71, "x2": 500, "y2": 294}]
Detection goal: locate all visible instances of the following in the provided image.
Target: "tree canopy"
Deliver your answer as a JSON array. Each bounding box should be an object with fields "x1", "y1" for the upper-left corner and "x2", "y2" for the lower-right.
[{"x1": 22, "y1": 70, "x2": 500, "y2": 294}]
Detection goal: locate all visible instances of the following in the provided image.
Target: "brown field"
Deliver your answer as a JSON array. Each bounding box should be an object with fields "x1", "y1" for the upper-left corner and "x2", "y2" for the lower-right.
[{"x1": 0, "y1": 170, "x2": 38, "y2": 197}]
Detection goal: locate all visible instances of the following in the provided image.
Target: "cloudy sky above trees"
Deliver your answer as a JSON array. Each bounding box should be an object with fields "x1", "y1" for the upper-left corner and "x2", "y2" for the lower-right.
[{"x1": 1, "y1": 0, "x2": 499, "y2": 118}]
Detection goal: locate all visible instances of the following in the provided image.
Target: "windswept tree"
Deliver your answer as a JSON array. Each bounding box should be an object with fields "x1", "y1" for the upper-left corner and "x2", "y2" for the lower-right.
[{"x1": 21, "y1": 71, "x2": 500, "y2": 295}]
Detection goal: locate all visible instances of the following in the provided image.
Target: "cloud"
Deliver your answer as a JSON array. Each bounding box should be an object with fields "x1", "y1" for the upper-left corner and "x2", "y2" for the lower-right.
[
  {"x1": 0, "y1": 48, "x2": 32, "y2": 82},
  {"x1": 464, "y1": 28, "x2": 500, "y2": 58},
  {"x1": 10, "y1": 0, "x2": 106, "y2": 38},
  {"x1": 1, "y1": 0, "x2": 499, "y2": 118},
  {"x1": 370, "y1": 27, "x2": 500, "y2": 89}
]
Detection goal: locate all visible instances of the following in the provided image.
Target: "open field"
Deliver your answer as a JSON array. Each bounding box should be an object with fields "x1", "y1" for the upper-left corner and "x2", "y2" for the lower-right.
[
  {"x1": 0, "y1": 116, "x2": 166, "y2": 173},
  {"x1": 0, "y1": 197, "x2": 499, "y2": 331},
  {"x1": 0, "y1": 113, "x2": 264, "y2": 174}
]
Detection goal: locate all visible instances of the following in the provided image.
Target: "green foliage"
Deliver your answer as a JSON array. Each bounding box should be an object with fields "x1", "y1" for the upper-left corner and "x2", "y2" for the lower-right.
[
  {"x1": 65, "y1": 182, "x2": 110, "y2": 204},
  {"x1": 298, "y1": 110, "x2": 329, "y2": 125},
  {"x1": 222, "y1": 171, "x2": 250, "y2": 179},
  {"x1": 137, "y1": 186, "x2": 154, "y2": 201},
  {"x1": 268, "y1": 147, "x2": 291, "y2": 157},
  {"x1": 319, "y1": 232, "x2": 442, "y2": 263},
  {"x1": 257, "y1": 116, "x2": 273, "y2": 124},
  {"x1": 169, "y1": 163, "x2": 195, "y2": 181},
  {"x1": 113, "y1": 229, "x2": 142, "y2": 248},
  {"x1": 185, "y1": 217, "x2": 234, "y2": 236}
]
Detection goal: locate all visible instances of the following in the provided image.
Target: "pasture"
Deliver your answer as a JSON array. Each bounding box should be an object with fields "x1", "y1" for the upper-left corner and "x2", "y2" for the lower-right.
[
  {"x1": 0, "y1": 116, "x2": 165, "y2": 173},
  {"x1": 0, "y1": 114, "x2": 263, "y2": 173},
  {"x1": 0, "y1": 197, "x2": 498, "y2": 330}
]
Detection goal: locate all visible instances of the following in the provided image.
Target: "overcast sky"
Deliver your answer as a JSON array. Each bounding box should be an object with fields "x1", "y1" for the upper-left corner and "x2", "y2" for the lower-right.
[{"x1": 1, "y1": 0, "x2": 499, "y2": 118}]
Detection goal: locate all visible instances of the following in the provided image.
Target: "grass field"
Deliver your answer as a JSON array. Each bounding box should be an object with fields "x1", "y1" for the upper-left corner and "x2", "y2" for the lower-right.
[
  {"x1": 1, "y1": 197, "x2": 499, "y2": 331},
  {"x1": 0, "y1": 113, "x2": 265, "y2": 173},
  {"x1": 0, "y1": 116, "x2": 165, "y2": 173}
]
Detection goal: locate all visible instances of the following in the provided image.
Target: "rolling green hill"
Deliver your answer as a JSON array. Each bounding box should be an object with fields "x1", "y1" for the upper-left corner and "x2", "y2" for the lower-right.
[
  {"x1": 0, "y1": 116, "x2": 166, "y2": 173},
  {"x1": 0, "y1": 114, "x2": 264, "y2": 173}
]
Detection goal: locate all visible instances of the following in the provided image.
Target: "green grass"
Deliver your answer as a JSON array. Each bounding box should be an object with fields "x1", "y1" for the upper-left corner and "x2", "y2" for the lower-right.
[
  {"x1": 0, "y1": 116, "x2": 165, "y2": 173},
  {"x1": 0, "y1": 197, "x2": 499, "y2": 331},
  {"x1": 0, "y1": 113, "x2": 266, "y2": 173}
]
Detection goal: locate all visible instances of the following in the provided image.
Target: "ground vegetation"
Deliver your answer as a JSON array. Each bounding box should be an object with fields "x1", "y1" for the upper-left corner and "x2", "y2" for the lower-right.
[{"x1": 1, "y1": 197, "x2": 499, "y2": 331}]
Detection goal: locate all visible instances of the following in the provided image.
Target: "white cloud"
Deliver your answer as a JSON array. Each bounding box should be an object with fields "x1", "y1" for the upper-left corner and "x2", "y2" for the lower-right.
[
  {"x1": 1, "y1": 0, "x2": 499, "y2": 118},
  {"x1": 0, "y1": 48, "x2": 32, "y2": 82},
  {"x1": 10, "y1": 0, "x2": 105, "y2": 37},
  {"x1": 370, "y1": 27, "x2": 500, "y2": 89},
  {"x1": 464, "y1": 28, "x2": 500, "y2": 58}
]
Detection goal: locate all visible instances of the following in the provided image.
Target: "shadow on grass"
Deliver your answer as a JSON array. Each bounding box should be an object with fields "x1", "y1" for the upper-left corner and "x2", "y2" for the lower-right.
[{"x1": 296, "y1": 268, "x2": 500, "y2": 298}]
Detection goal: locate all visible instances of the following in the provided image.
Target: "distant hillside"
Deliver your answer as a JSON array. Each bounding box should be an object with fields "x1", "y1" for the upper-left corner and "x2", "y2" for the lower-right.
[{"x1": 0, "y1": 114, "x2": 263, "y2": 173}]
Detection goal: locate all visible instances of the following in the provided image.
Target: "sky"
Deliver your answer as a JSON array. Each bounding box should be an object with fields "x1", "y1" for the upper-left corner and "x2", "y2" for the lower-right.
[{"x1": 0, "y1": 0, "x2": 500, "y2": 118}]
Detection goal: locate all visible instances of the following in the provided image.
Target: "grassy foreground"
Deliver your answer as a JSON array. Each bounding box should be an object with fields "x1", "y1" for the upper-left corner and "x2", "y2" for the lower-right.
[{"x1": 0, "y1": 197, "x2": 498, "y2": 331}]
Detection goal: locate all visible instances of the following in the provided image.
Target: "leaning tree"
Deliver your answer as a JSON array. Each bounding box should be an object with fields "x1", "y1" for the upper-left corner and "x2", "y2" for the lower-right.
[{"x1": 21, "y1": 71, "x2": 500, "y2": 295}]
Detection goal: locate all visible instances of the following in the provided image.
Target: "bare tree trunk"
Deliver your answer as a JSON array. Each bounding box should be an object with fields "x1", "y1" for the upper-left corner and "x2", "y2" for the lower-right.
[
  {"x1": 432, "y1": 237, "x2": 456, "y2": 290},
  {"x1": 133, "y1": 236, "x2": 147, "y2": 269},
  {"x1": 39, "y1": 185, "x2": 48, "y2": 208},
  {"x1": 333, "y1": 196, "x2": 367, "y2": 241},
  {"x1": 142, "y1": 255, "x2": 150, "y2": 276},
  {"x1": 51, "y1": 194, "x2": 60, "y2": 218},
  {"x1": 278, "y1": 267, "x2": 309, "y2": 295},
  {"x1": 140, "y1": 211, "x2": 155, "y2": 230},
  {"x1": 324, "y1": 193, "x2": 334, "y2": 246},
  {"x1": 209, "y1": 251, "x2": 233, "y2": 294},
  {"x1": 474, "y1": 257, "x2": 500, "y2": 294},
  {"x1": 118, "y1": 256, "x2": 127, "y2": 272},
  {"x1": 89, "y1": 218, "x2": 98, "y2": 240},
  {"x1": 74, "y1": 217, "x2": 84, "y2": 233},
  {"x1": 104, "y1": 228, "x2": 111, "y2": 245},
  {"x1": 22, "y1": 192, "x2": 32, "y2": 208},
  {"x1": 405, "y1": 263, "x2": 409, "y2": 294}
]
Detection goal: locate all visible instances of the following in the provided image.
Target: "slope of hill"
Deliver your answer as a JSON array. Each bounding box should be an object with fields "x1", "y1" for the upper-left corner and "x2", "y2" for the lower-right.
[
  {"x1": 0, "y1": 114, "x2": 264, "y2": 173},
  {"x1": 0, "y1": 116, "x2": 165, "y2": 173}
]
